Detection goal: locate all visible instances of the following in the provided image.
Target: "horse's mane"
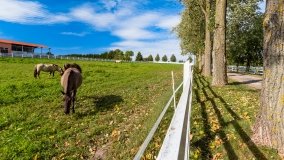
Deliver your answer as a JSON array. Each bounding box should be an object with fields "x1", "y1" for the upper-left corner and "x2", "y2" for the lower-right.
[{"x1": 64, "y1": 63, "x2": 82, "y2": 73}]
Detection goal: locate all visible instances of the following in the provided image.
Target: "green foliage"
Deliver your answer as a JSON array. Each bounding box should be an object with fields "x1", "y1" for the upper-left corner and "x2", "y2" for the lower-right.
[
  {"x1": 155, "y1": 54, "x2": 160, "y2": 61},
  {"x1": 175, "y1": 0, "x2": 206, "y2": 55},
  {"x1": 135, "y1": 52, "x2": 143, "y2": 61},
  {"x1": 227, "y1": 0, "x2": 263, "y2": 68},
  {"x1": 170, "y1": 54, "x2": 177, "y2": 62},
  {"x1": 124, "y1": 50, "x2": 134, "y2": 61},
  {"x1": 65, "y1": 49, "x2": 135, "y2": 61},
  {"x1": 162, "y1": 55, "x2": 168, "y2": 62},
  {"x1": 147, "y1": 55, "x2": 153, "y2": 61},
  {"x1": 113, "y1": 49, "x2": 124, "y2": 60},
  {"x1": 0, "y1": 57, "x2": 183, "y2": 159}
]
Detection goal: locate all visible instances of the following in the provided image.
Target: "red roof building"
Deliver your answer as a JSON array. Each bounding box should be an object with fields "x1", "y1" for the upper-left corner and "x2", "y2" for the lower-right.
[{"x1": 0, "y1": 39, "x2": 47, "y2": 54}]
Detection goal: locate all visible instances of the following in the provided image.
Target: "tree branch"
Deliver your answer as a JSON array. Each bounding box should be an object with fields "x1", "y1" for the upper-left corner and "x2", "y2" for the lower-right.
[{"x1": 198, "y1": 0, "x2": 207, "y2": 16}]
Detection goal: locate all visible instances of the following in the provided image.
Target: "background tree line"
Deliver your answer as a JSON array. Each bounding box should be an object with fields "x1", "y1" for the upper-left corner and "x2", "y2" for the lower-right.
[{"x1": 65, "y1": 49, "x2": 178, "y2": 62}]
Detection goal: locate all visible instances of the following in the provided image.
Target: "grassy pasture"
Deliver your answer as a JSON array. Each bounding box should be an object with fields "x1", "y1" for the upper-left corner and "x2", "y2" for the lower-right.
[
  {"x1": 190, "y1": 74, "x2": 281, "y2": 160},
  {"x1": 0, "y1": 58, "x2": 183, "y2": 159}
]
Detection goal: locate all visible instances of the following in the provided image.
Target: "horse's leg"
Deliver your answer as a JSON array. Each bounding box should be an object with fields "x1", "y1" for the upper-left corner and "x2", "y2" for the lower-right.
[
  {"x1": 72, "y1": 90, "x2": 77, "y2": 113},
  {"x1": 53, "y1": 71, "x2": 55, "y2": 77},
  {"x1": 38, "y1": 71, "x2": 40, "y2": 78}
]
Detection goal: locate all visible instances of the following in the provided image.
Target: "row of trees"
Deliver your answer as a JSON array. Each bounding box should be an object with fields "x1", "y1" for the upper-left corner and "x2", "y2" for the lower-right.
[
  {"x1": 176, "y1": 0, "x2": 284, "y2": 155},
  {"x1": 65, "y1": 49, "x2": 178, "y2": 62},
  {"x1": 65, "y1": 49, "x2": 134, "y2": 61},
  {"x1": 176, "y1": 0, "x2": 263, "y2": 85},
  {"x1": 135, "y1": 52, "x2": 177, "y2": 62}
]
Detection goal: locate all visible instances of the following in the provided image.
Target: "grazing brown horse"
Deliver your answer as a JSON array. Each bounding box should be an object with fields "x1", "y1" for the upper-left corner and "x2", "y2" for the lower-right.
[
  {"x1": 34, "y1": 63, "x2": 63, "y2": 78},
  {"x1": 61, "y1": 64, "x2": 82, "y2": 114}
]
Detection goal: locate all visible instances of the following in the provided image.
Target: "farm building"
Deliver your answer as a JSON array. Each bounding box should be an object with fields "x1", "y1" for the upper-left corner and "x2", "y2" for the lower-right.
[{"x1": 0, "y1": 39, "x2": 46, "y2": 55}]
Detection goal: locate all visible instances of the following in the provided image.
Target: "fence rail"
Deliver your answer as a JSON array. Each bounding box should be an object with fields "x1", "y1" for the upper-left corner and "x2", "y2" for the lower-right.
[
  {"x1": 157, "y1": 60, "x2": 193, "y2": 160},
  {"x1": 134, "y1": 60, "x2": 194, "y2": 160},
  {"x1": 227, "y1": 65, "x2": 263, "y2": 75},
  {"x1": 0, "y1": 53, "x2": 116, "y2": 62}
]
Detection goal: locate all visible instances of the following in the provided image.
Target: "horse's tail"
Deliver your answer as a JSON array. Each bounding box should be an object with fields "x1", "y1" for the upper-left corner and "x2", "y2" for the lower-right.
[{"x1": 34, "y1": 66, "x2": 37, "y2": 78}]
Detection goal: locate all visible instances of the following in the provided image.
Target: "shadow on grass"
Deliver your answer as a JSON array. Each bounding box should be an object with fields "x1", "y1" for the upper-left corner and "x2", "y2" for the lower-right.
[
  {"x1": 229, "y1": 79, "x2": 262, "y2": 86},
  {"x1": 192, "y1": 74, "x2": 267, "y2": 160},
  {"x1": 76, "y1": 95, "x2": 123, "y2": 118}
]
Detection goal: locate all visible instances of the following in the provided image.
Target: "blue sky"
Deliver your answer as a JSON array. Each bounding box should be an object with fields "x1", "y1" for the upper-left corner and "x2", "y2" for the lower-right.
[
  {"x1": 0, "y1": 0, "x2": 185, "y2": 60},
  {"x1": 0, "y1": 0, "x2": 266, "y2": 60}
]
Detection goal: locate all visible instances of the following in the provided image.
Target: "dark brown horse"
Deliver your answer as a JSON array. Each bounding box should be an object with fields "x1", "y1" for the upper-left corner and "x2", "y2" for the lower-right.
[{"x1": 61, "y1": 64, "x2": 82, "y2": 114}]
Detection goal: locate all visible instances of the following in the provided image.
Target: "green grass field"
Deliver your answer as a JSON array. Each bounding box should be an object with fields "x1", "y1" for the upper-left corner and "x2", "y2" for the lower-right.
[
  {"x1": 0, "y1": 57, "x2": 183, "y2": 159},
  {"x1": 190, "y1": 74, "x2": 281, "y2": 160},
  {"x1": 1, "y1": 57, "x2": 281, "y2": 160}
]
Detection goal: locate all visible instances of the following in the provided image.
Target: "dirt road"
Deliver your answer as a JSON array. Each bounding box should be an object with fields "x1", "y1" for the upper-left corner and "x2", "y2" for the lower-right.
[{"x1": 227, "y1": 73, "x2": 262, "y2": 90}]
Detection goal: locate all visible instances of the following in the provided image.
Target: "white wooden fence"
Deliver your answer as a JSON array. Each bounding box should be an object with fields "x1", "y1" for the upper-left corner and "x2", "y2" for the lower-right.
[
  {"x1": 0, "y1": 52, "x2": 115, "y2": 62},
  {"x1": 227, "y1": 65, "x2": 263, "y2": 75},
  {"x1": 134, "y1": 60, "x2": 194, "y2": 160}
]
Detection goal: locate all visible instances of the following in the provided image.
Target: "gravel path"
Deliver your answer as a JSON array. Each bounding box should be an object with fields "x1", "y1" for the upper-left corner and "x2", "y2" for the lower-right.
[{"x1": 227, "y1": 73, "x2": 262, "y2": 90}]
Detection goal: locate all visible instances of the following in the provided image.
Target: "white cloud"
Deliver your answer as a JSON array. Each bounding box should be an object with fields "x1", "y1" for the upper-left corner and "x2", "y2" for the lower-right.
[
  {"x1": 60, "y1": 32, "x2": 89, "y2": 37},
  {"x1": 0, "y1": 0, "x2": 183, "y2": 57},
  {"x1": 0, "y1": 0, "x2": 70, "y2": 24},
  {"x1": 113, "y1": 28, "x2": 159, "y2": 40},
  {"x1": 156, "y1": 15, "x2": 181, "y2": 31},
  {"x1": 100, "y1": 0, "x2": 118, "y2": 11},
  {"x1": 69, "y1": 4, "x2": 115, "y2": 29}
]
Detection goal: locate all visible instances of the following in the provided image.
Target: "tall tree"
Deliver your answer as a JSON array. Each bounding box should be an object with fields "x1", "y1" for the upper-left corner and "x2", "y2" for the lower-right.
[
  {"x1": 198, "y1": 0, "x2": 213, "y2": 76},
  {"x1": 162, "y1": 55, "x2": 168, "y2": 62},
  {"x1": 227, "y1": 0, "x2": 263, "y2": 70},
  {"x1": 135, "y1": 52, "x2": 143, "y2": 61},
  {"x1": 114, "y1": 49, "x2": 124, "y2": 60},
  {"x1": 155, "y1": 54, "x2": 160, "y2": 61},
  {"x1": 175, "y1": 0, "x2": 205, "y2": 71},
  {"x1": 170, "y1": 54, "x2": 177, "y2": 62},
  {"x1": 147, "y1": 54, "x2": 153, "y2": 61},
  {"x1": 212, "y1": 0, "x2": 227, "y2": 86},
  {"x1": 252, "y1": 0, "x2": 284, "y2": 156},
  {"x1": 124, "y1": 50, "x2": 134, "y2": 61}
]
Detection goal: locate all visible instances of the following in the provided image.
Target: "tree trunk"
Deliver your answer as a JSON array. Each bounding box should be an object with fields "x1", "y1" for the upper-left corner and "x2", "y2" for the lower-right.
[
  {"x1": 212, "y1": 0, "x2": 227, "y2": 86},
  {"x1": 246, "y1": 58, "x2": 251, "y2": 72},
  {"x1": 252, "y1": 0, "x2": 284, "y2": 156},
  {"x1": 198, "y1": 53, "x2": 203, "y2": 73},
  {"x1": 203, "y1": 0, "x2": 212, "y2": 77}
]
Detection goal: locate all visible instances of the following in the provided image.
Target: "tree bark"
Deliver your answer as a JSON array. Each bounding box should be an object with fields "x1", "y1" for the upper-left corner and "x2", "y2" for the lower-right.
[
  {"x1": 212, "y1": 0, "x2": 228, "y2": 86},
  {"x1": 252, "y1": 0, "x2": 284, "y2": 156},
  {"x1": 198, "y1": 53, "x2": 202, "y2": 71},
  {"x1": 198, "y1": 49, "x2": 205, "y2": 73},
  {"x1": 203, "y1": 0, "x2": 212, "y2": 77}
]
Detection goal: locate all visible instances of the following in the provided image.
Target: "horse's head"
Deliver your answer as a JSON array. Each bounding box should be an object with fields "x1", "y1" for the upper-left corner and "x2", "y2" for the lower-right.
[
  {"x1": 53, "y1": 64, "x2": 64, "y2": 75},
  {"x1": 59, "y1": 67, "x2": 64, "y2": 76},
  {"x1": 61, "y1": 91, "x2": 71, "y2": 114}
]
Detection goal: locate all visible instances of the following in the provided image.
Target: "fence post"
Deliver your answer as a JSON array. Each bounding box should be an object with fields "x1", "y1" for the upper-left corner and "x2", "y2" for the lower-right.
[{"x1": 172, "y1": 71, "x2": 176, "y2": 109}]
